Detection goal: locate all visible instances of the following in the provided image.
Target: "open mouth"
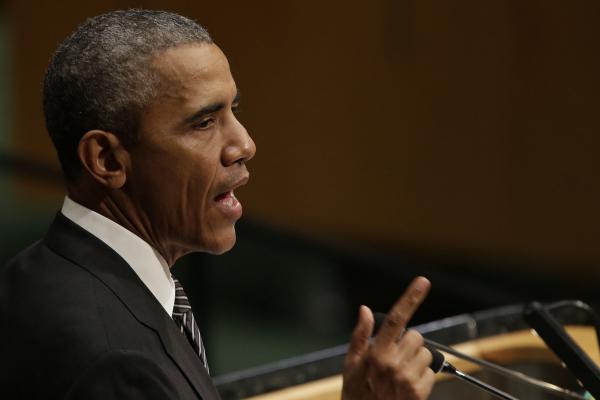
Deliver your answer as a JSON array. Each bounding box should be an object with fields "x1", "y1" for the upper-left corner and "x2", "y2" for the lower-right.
[
  {"x1": 214, "y1": 190, "x2": 240, "y2": 208},
  {"x1": 212, "y1": 175, "x2": 248, "y2": 218}
]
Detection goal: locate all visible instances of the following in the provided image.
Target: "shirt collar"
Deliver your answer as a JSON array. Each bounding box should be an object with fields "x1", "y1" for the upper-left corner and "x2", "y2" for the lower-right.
[{"x1": 60, "y1": 196, "x2": 175, "y2": 316}]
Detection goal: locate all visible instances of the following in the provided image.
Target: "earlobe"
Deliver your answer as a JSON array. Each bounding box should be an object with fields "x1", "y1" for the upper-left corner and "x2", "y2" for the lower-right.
[{"x1": 78, "y1": 130, "x2": 129, "y2": 189}]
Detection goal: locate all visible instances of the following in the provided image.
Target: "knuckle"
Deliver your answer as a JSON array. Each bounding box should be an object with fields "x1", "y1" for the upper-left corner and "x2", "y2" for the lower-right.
[
  {"x1": 385, "y1": 313, "x2": 407, "y2": 329},
  {"x1": 364, "y1": 352, "x2": 380, "y2": 368},
  {"x1": 351, "y1": 330, "x2": 369, "y2": 346},
  {"x1": 394, "y1": 363, "x2": 418, "y2": 383},
  {"x1": 423, "y1": 367, "x2": 435, "y2": 381},
  {"x1": 404, "y1": 329, "x2": 424, "y2": 346},
  {"x1": 399, "y1": 381, "x2": 420, "y2": 399},
  {"x1": 407, "y1": 292, "x2": 419, "y2": 307},
  {"x1": 420, "y1": 347, "x2": 432, "y2": 363},
  {"x1": 394, "y1": 368, "x2": 410, "y2": 383},
  {"x1": 365, "y1": 353, "x2": 394, "y2": 374}
]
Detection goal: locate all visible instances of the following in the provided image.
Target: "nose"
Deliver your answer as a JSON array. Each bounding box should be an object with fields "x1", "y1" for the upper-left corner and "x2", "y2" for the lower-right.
[{"x1": 222, "y1": 118, "x2": 256, "y2": 166}]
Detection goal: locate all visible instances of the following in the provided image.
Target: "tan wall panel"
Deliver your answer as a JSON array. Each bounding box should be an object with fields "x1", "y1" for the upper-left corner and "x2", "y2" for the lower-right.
[{"x1": 9, "y1": 1, "x2": 600, "y2": 272}]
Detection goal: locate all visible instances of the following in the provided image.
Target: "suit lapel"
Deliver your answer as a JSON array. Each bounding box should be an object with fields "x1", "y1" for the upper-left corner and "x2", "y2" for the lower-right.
[{"x1": 44, "y1": 213, "x2": 220, "y2": 400}]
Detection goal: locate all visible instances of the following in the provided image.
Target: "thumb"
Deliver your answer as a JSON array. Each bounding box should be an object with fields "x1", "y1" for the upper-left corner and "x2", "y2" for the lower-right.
[{"x1": 345, "y1": 305, "x2": 374, "y2": 371}]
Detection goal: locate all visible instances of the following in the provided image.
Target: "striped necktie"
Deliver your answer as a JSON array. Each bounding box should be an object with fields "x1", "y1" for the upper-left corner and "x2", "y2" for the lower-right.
[{"x1": 172, "y1": 278, "x2": 209, "y2": 373}]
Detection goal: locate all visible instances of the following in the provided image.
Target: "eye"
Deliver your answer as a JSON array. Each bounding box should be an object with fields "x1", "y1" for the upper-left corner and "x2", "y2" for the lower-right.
[
  {"x1": 232, "y1": 103, "x2": 241, "y2": 114},
  {"x1": 193, "y1": 117, "x2": 215, "y2": 130}
]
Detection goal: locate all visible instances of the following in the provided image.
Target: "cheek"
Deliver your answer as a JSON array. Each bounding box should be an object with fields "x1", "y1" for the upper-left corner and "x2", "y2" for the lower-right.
[
  {"x1": 128, "y1": 150, "x2": 205, "y2": 216},
  {"x1": 145, "y1": 143, "x2": 216, "y2": 196},
  {"x1": 177, "y1": 153, "x2": 221, "y2": 230},
  {"x1": 183, "y1": 153, "x2": 218, "y2": 202},
  {"x1": 130, "y1": 139, "x2": 228, "y2": 250}
]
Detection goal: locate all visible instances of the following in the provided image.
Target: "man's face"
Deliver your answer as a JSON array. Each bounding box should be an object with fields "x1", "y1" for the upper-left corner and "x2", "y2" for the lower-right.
[{"x1": 125, "y1": 43, "x2": 255, "y2": 258}]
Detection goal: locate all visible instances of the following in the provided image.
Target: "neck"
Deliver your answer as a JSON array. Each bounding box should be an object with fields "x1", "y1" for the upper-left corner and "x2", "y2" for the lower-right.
[{"x1": 67, "y1": 183, "x2": 186, "y2": 266}]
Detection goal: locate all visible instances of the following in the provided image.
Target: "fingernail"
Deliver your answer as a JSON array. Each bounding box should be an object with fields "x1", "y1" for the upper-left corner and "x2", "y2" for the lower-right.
[{"x1": 413, "y1": 277, "x2": 430, "y2": 292}]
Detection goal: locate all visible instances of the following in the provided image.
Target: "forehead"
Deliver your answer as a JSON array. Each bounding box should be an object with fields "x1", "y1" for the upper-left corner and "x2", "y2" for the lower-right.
[{"x1": 151, "y1": 43, "x2": 236, "y2": 102}]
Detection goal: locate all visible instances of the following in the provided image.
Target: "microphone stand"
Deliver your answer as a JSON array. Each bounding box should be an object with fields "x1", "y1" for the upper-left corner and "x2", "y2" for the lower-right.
[
  {"x1": 374, "y1": 311, "x2": 588, "y2": 400},
  {"x1": 440, "y1": 361, "x2": 520, "y2": 400},
  {"x1": 425, "y1": 338, "x2": 587, "y2": 400},
  {"x1": 525, "y1": 301, "x2": 600, "y2": 400}
]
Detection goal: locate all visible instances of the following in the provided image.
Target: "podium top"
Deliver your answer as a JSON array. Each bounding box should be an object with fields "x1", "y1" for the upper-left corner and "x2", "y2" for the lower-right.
[{"x1": 214, "y1": 302, "x2": 596, "y2": 399}]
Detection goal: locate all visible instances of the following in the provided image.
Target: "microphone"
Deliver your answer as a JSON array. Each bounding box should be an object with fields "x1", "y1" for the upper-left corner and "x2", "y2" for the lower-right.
[
  {"x1": 426, "y1": 343, "x2": 445, "y2": 373},
  {"x1": 435, "y1": 359, "x2": 519, "y2": 400},
  {"x1": 423, "y1": 343, "x2": 520, "y2": 399},
  {"x1": 372, "y1": 313, "x2": 518, "y2": 399},
  {"x1": 372, "y1": 312, "x2": 586, "y2": 400}
]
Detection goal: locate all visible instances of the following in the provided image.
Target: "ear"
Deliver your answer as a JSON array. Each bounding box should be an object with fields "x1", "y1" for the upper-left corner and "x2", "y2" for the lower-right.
[{"x1": 77, "y1": 130, "x2": 129, "y2": 189}]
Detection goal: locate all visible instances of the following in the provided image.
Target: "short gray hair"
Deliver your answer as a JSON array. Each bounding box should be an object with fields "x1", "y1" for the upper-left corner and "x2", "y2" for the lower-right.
[{"x1": 43, "y1": 9, "x2": 213, "y2": 181}]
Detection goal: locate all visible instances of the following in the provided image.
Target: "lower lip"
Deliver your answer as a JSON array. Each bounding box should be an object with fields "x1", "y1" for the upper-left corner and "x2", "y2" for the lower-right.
[{"x1": 214, "y1": 191, "x2": 243, "y2": 219}]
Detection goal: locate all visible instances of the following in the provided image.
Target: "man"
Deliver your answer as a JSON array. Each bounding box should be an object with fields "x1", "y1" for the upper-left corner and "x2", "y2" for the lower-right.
[{"x1": 0, "y1": 10, "x2": 435, "y2": 400}]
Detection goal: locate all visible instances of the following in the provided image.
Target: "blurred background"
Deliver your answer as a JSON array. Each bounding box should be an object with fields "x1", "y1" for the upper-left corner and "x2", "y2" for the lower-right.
[{"x1": 1, "y1": 0, "x2": 599, "y2": 376}]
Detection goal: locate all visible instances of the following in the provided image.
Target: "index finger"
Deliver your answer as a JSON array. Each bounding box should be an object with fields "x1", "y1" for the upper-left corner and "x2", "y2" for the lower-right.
[{"x1": 375, "y1": 276, "x2": 431, "y2": 347}]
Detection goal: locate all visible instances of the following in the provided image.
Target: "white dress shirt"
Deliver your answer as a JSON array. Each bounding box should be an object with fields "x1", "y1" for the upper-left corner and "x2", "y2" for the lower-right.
[{"x1": 61, "y1": 196, "x2": 176, "y2": 316}]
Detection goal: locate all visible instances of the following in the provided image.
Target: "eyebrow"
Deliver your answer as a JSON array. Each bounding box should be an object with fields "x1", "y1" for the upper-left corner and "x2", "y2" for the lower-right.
[{"x1": 182, "y1": 91, "x2": 241, "y2": 125}]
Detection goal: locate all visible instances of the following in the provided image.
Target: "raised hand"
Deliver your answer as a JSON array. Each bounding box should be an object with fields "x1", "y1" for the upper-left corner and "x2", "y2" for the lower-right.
[{"x1": 342, "y1": 276, "x2": 434, "y2": 400}]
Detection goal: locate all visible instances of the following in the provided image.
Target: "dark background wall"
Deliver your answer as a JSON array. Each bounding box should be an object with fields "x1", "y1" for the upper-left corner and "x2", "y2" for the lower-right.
[{"x1": 1, "y1": 0, "x2": 599, "y2": 375}]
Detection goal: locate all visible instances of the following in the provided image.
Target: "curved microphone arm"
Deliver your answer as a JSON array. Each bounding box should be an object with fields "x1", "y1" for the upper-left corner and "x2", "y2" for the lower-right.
[
  {"x1": 373, "y1": 312, "x2": 587, "y2": 400},
  {"x1": 424, "y1": 337, "x2": 587, "y2": 400}
]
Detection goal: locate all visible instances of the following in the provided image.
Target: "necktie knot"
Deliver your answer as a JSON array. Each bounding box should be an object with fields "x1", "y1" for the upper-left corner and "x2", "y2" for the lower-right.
[{"x1": 172, "y1": 278, "x2": 209, "y2": 373}]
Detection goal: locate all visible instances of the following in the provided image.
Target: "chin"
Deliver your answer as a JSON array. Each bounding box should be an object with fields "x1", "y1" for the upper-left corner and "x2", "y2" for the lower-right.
[{"x1": 204, "y1": 230, "x2": 237, "y2": 255}]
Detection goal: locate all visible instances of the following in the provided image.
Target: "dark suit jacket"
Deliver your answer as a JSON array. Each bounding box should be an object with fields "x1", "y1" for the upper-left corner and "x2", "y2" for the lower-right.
[{"x1": 0, "y1": 213, "x2": 220, "y2": 400}]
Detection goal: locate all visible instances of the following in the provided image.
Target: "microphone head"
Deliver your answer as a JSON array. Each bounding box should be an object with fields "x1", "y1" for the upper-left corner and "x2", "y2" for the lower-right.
[
  {"x1": 372, "y1": 312, "x2": 445, "y2": 373},
  {"x1": 426, "y1": 345, "x2": 445, "y2": 373}
]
